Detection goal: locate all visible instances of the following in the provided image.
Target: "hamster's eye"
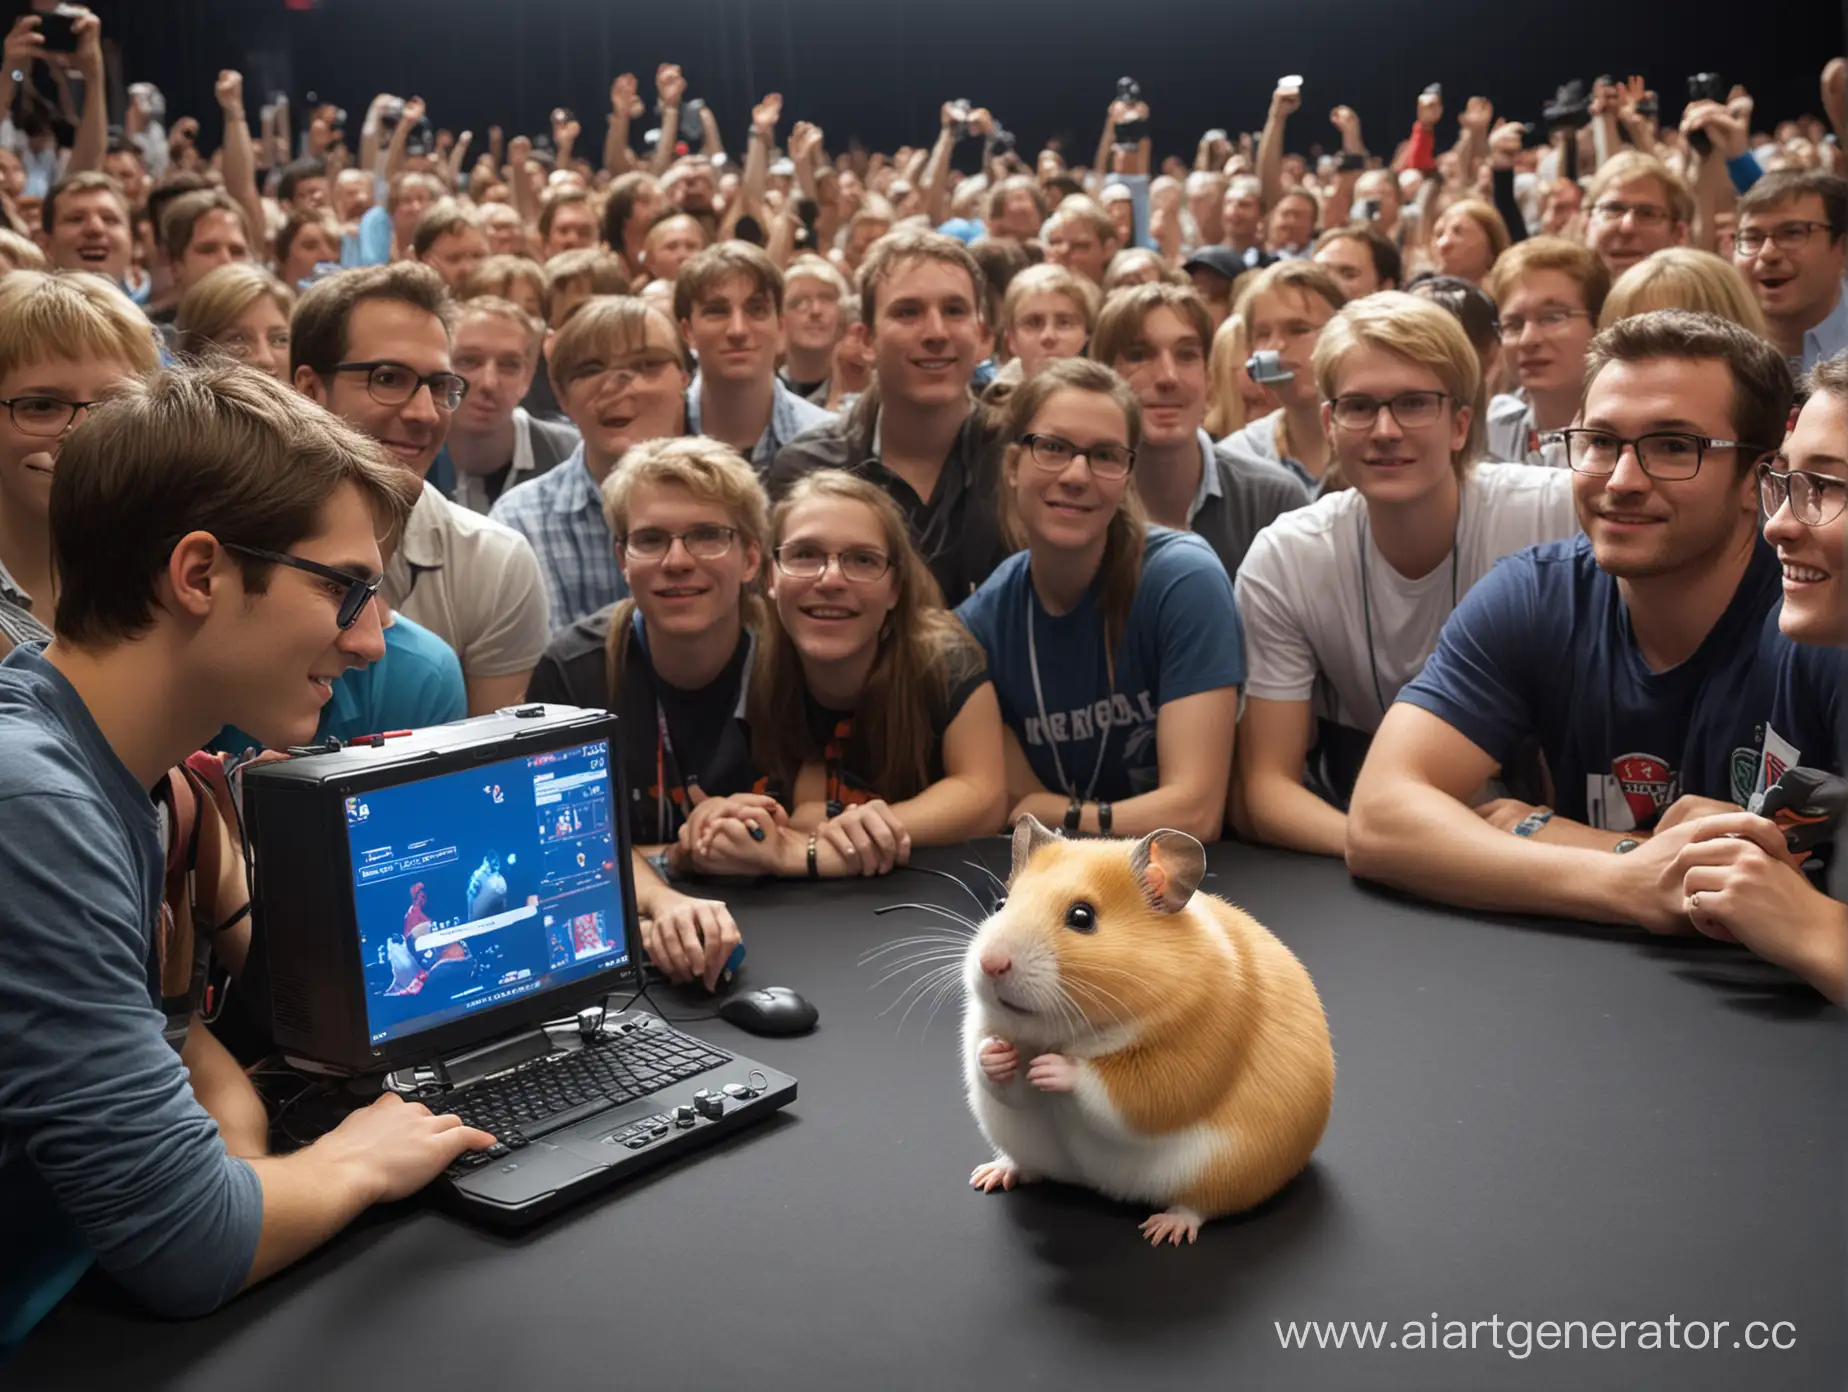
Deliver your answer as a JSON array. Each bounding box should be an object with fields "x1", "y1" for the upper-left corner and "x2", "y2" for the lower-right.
[
  {"x1": 1064, "y1": 900, "x2": 1097, "y2": 933},
  {"x1": 990, "y1": 895, "x2": 1007, "y2": 913}
]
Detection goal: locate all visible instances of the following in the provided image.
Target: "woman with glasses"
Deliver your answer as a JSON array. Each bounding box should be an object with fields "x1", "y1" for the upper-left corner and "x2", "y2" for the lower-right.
[
  {"x1": 1670, "y1": 352, "x2": 1848, "y2": 1002},
  {"x1": 0, "y1": 271, "x2": 158, "y2": 654},
  {"x1": 176, "y1": 262, "x2": 295, "y2": 382},
  {"x1": 684, "y1": 469, "x2": 1006, "y2": 878},
  {"x1": 1231, "y1": 294, "x2": 1574, "y2": 856},
  {"x1": 1482, "y1": 238, "x2": 1611, "y2": 467},
  {"x1": 957, "y1": 358, "x2": 1241, "y2": 842}
]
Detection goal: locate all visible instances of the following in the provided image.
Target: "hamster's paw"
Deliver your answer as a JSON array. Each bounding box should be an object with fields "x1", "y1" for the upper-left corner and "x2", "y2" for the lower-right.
[
  {"x1": 970, "y1": 1158, "x2": 1034, "y2": 1193},
  {"x1": 1139, "y1": 1206, "x2": 1203, "y2": 1247},
  {"x1": 978, "y1": 1037, "x2": 1019, "y2": 1084},
  {"x1": 1026, "y1": 1052, "x2": 1079, "y2": 1094}
]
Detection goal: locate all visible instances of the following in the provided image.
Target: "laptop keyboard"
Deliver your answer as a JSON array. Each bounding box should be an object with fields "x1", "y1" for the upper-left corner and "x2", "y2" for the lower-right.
[{"x1": 440, "y1": 1023, "x2": 732, "y2": 1173}]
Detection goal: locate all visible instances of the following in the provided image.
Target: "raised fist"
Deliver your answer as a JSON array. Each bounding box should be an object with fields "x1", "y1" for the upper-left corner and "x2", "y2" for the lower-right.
[
  {"x1": 1460, "y1": 95, "x2": 1493, "y2": 133},
  {"x1": 656, "y1": 64, "x2": 687, "y2": 108},
  {"x1": 215, "y1": 69, "x2": 244, "y2": 113},
  {"x1": 611, "y1": 73, "x2": 643, "y2": 118},
  {"x1": 752, "y1": 92, "x2": 782, "y2": 135}
]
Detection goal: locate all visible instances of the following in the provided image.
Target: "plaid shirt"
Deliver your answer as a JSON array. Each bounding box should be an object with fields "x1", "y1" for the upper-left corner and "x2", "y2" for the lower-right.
[
  {"x1": 488, "y1": 446, "x2": 629, "y2": 634},
  {"x1": 687, "y1": 374, "x2": 834, "y2": 476}
]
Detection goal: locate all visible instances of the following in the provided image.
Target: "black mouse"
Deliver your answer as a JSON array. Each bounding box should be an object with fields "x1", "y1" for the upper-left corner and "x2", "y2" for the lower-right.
[{"x1": 718, "y1": 986, "x2": 818, "y2": 1037}]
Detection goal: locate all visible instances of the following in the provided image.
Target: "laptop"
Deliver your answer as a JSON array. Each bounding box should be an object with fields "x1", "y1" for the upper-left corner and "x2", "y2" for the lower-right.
[{"x1": 241, "y1": 704, "x2": 797, "y2": 1227}]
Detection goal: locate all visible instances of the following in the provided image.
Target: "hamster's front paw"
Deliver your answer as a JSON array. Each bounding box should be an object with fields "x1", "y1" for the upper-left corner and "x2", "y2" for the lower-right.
[
  {"x1": 978, "y1": 1037, "x2": 1019, "y2": 1085},
  {"x1": 1026, "y1": 1052, "x2": 1079, "y2": 1094},
  {"x1": 1139, "y1": 1205, "x2": 1203, "y2": 1247},
  {"x1": 970, "y1": 1158, "x2": 1035, "y2": 1193}
]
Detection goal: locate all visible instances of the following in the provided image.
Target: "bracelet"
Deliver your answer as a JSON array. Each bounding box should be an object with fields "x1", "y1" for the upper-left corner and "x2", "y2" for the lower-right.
[
  {"x1": 1098, "y1": 801, "x2": 1113, "y2": 835},
  {"x1": 806, "y1": 832, "x2": 819, "y2": 879},
  {"x1": 1063, "y1": 798, "x2": 1083, "y2": 834},
  {"x1": 1611, "y1": 838, "x2": 1641, "y2": 854},
  {"x1": 1511, "y1": 807, "x2": 1554, "y2": 839}
]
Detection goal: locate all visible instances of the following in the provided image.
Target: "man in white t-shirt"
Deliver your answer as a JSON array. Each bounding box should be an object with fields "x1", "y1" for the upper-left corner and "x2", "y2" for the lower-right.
[{"x1": 1230, "y1": 293, "x2": 1577, "y2": 856}]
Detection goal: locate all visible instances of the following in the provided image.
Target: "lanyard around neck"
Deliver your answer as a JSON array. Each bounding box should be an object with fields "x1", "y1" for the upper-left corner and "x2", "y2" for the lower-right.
[{"x1": 1025, "y1": 585, "x2": 1114, "y2": 803}]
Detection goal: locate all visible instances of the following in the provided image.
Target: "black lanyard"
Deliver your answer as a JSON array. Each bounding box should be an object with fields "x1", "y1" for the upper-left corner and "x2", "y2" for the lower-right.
[{"x1": 632, "y1": 612, "x2": 755, "y2": 841}]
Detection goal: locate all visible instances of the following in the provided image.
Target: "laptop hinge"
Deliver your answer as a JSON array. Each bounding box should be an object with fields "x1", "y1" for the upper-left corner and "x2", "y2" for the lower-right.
[{"x1": 439, "y1": 1027, "x2": 555, "y2": 1089}]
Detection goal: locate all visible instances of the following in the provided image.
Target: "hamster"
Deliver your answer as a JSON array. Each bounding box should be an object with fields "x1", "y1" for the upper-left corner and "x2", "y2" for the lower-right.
[{"x1": 963, "y1": 815, "x2": 1334, "y2": 1245}]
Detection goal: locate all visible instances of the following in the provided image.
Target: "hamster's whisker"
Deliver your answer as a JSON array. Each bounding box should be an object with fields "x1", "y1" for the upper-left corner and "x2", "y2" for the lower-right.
[
  {"x1": 961, "y1": 859, "x2": 1010, "y2": 899},
  {"x1": 859, "y1": 933, "x2": 973, "y2": 963},
  {"x1": 894, "y1": 965, "x2": 964, "y2": 1031},
  {"x1": 880, "y1": 961, "x2": 960, "y2": 1019},
  {"x1": 867, "y1": 951, "x2": 970, "y2": 990},
  {"x1": 890, "y1": 863, "x2": 994, "y2": 918},
  {"x1": 919, "y1": 969, "x2": 966, "y2": 1039},
  {"x1": 873, "y1": 902, "x2": 981, "y2": 933}
]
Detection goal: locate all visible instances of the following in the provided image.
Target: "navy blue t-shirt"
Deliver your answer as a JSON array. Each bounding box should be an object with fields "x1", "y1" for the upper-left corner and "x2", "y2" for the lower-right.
[
  {"x1": 1399, "y1": 535, "x2": 1842, "y2": 837},
  {"x1": 955, "y1": 527, "x2": 1246, "y2": 803}
]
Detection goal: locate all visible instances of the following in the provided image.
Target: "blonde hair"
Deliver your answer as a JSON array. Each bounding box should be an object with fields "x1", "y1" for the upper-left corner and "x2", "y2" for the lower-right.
[
  {"x1": 1313, "y1": 291, "x2": 1483, "y2": 478},
  {"x1": 1001, "y1": 262, "x2": 1102, "y2": 335},
  {"x1": 453, "y1": 294, "x2": 542, "y2": 358},
  {"x1": 1482, "y1": 234, "x2": 1611, "y2": 319},
  {"x1": 1204, "y1": 313, "x2": 1252, "y2": 439},
  {"x1": 459, "y1": 252, "x2": 546, "y2": 310},
  {"x1": 1236, "y1": 259, "x2": 1348, "y2": 341},
  {"x1": 0, "y1": 269, "x2": 159, "y2": 382},
  {"x1": 599, "y1": 435, "x2": 772, "y2": 703},
  {"x1": 1598, "y1": 248, "x2": 1769, "y2": 337},
  {"x1": 547, "y1": 294, "x2": 687, "y2": 397},
  {"x1": 175, "y1": 262, "x2": 295, "y2": 360},
  {"x1": 1587, "y1": 152, "x2": 1696, "y2": 228},
  {"x1": 755, "y1": 470, "x2": 983, "y2": 802},
  {"x1": 782, "y1": 253, "x2": 849, "y2": 299},
  {"x1": 0, "y1": 227, "x2": 48, "y2": 271},
  {"x1": 1046, "y1": 194, "x2": 1118, "y2": 245},
  {"x1": 1434, "y1": 198, "x2": 1512, "y2": 271}
]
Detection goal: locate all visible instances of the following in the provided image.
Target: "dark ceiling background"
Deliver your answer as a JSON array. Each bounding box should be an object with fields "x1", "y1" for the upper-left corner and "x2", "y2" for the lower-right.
[{"x1": 85, "y1": 0, "x2": 1846, "y2": 167}]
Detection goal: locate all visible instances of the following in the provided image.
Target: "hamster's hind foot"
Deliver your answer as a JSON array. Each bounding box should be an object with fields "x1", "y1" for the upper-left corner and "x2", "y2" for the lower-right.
[
  {"x1": 1139, "y1": 1205, "x2": 1203, "y2": 1247},
  {"x1": 970, "y1": 1158, "x2": 1036, "y2": 1193}
]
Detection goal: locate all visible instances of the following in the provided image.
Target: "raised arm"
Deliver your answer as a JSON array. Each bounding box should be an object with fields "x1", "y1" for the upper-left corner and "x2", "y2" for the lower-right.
[
  {"x1": 64, "y1": 9, "x2": 107, "y2": 175},
  {"x1": 650, "y1": 64, "x2": 685, "y2": 176},
  {"x1": 358, "y1": 93, "x2": 393, "y2": 178},
  {"x1": 1487, "y1": 121, "x2": 1530, "y2": 244},
  {"x1": 383, "y1": 95, "x2": 423, "y2": 184},
  {"x1": 738, "y1": 92, "x2": 779, "y2": 223},
  {"x1": 922, "y1": 104, "x2": 959, "y2": 228},
  {"x1": 1256, "y1": 82, "x2": 1300, "y2": 212},
  {"x1": 215, "y1": 71, "x2": 267, "y2": 257},
  {"x1": 604, "y1": 73, "x2": 640, "y2": 177},
  {"x1": 1324, "y1": 105, "x2": 1367, "y2": 228}
]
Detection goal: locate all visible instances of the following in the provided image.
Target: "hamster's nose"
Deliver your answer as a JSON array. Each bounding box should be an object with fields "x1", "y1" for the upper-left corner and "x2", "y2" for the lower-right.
[{"x1": 979, "y1": 949, "x2": 1012, "y2": 978}]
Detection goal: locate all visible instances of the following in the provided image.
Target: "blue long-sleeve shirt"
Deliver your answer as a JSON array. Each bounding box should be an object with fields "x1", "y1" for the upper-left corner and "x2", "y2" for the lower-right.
[{"x1": 0, "y1": 645, "x2": 262, "y2": 1352}]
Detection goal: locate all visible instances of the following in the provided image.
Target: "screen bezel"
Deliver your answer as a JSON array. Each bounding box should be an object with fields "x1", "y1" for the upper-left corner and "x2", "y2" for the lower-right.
[{"x1": 331, "y1": 719, "x2": 641, "y2": 1073}]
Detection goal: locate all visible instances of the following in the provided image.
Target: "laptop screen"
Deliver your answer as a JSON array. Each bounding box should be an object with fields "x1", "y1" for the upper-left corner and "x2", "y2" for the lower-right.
[{"x1": 344, "y1": 737, "x2": 632, "y2": 1048}]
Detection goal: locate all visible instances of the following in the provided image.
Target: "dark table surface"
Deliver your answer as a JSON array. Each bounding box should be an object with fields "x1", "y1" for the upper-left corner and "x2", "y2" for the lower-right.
[{"x1": 14, "y1": 840, "x2": 1847, "y2": 1392}]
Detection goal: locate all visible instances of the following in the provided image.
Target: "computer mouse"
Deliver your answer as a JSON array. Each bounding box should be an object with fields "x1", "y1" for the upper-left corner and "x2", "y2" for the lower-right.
[{"x1": 717, "y1": 986, "x2": 819, "y2": 1037}]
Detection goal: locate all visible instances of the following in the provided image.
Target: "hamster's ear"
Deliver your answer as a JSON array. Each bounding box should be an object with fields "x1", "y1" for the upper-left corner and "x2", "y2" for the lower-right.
[
  {"x1": 1010, "y1": 813, "x2": 1058, "y2": 881},
  {"x1": 1128, "y1": 830, "x2": 1207, "y2": 914}
]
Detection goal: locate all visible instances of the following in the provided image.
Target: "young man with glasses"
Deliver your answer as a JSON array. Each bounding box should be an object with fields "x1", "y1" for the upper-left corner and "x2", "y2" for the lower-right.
[
  {"x1": 1584, "y1": 152, "x2": 1692, "y2": 280},
  {"x1": 1, "y1": 363, "x2": 498, "y2": 1349},
  {"x1": 1732, "y1": 170, "x2": 1848, "y2": 373},
  {"x1": 1483, "y1": 236, "x2": 1611, "y2": 467},
  {"x1": 677, "y1": 243, "x2": 830, "y2": 475},
  {"x1": 780, "y1": 254, "x2": 850, "y2": 402},
  {"x1": 293, "y1": 264, "x2": 550, "y2": 713},
  {"x1": 1347, "y1": 311, "x2": 1839, "y2": 934},
  {"x1": 1230, "y1": 294, "x2": 1576, "y2": 856},
  {"x1": 1667, "y1": 351, "x2": 1848, "y2": 1001},
  {"x1": 492, "y1": 294, "x2": 690, "y2": 632}
]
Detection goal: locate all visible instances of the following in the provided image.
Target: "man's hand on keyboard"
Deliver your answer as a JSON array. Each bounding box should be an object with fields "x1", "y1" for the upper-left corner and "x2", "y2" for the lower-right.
[
  {"x1": 315, "y1": 1092, "x2": 499, "y2": 1201},
  {"x1": 642, "y1": 888, "x2": 743, "y2": 992}
]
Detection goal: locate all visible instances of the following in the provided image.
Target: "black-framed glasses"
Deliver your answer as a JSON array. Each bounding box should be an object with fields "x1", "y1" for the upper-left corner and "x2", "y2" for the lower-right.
[
  {"x1": 1734, "y1": 221, "x2": 1836, "y2": 256},
  {"x1": 223, "y1": 543, "x2": 382, "y2": 629},
  {"x1": 1590, "y1": 200, "x2": 1672, "y2": 227},
  {"x1": 1017, "y1": 432, "x2": 1136, "y2": 481},
  {"x1": 0, "y1": 394, "x2": 97, "y2": 438},
  {"x1": 620, "y1": 524, "x2": 739, "y2": 561},
  {"x1": 1330, "y1": 390, "x2": 1450, "y2": 431},
  {"x1": 1757, "y1": 461, "x2": 1848, "y2": 527},
  {"x1": 1546, "y1": 428, "x2": 1770, "y2": 481},
  {"x1": 331, "y1": 361, "x2": 468, "y2": 410},
  {"x1": 1497, "y1": 308, "x2": 1591, "y2": 341},
  {"x1": 773, "y1": 541, "x2": 892, "y2": 583}
]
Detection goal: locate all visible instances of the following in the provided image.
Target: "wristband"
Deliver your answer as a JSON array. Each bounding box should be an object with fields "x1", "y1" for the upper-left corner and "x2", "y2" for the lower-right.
[
  {"x1": 1337, "y1": 151, "x2": 1366, "y2": 172},
  {"x1": 806, "y1": 833, "x2": 819, "y2": 879},
  {"x1": 1511, "y1": 807, "x2": 1554, "y2": 839},
  {"x1": 1098, "y1": 802, "x2": 1113, "y2": 835},
  {"x1": 1063, "y1": 798, "x2": 1083, "y2": 834},
  {"x1": 646, "y1": 850, "x2": 675, "y2": 881}
]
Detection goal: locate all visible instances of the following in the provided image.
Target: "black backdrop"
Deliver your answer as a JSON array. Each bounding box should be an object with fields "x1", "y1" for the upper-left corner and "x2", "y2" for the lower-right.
[{"x1": 86, "y1": 0, "x2": 1843, "y2": 168}]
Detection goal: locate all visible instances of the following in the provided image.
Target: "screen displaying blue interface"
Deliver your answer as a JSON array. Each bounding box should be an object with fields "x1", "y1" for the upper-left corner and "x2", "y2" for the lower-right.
[{"x1": 345, "y1": 738, "x2": 631, "y2": 1047}]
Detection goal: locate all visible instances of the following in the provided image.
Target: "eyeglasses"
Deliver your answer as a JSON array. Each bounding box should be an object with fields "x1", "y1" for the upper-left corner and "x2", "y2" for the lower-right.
[
  {"x1": 331, "y1": 361, "x2": 468, "y2": 410},
  {"x1": 773, "y1": 542, "x2": 892, "y2": 583},
  {"x1": 1017, "y1": 432, "x2": 1136, "y2": 481},
  {"x1": 1329, "y1": 391, "x2": 1451, "y2": 431},
  {"x1": 1590, "y1": 200, "x2": 1672, "y2": 227},
  {"x1": 1497, "y1": 308, "x2": 1591, "y2": 341},
  {"x1": 1546, "y1": 429, "x2": 1770, "y2": 481},
  {"x1": 0, "y1": 394, "x2": 97, "y2": 438},
  {"x1": 565, "y1": 353, "x2": 683, "y2": 393},
  {"x1": 620, "y1": 524, "x2": 739, "y2": 561},
  {"x1": 1757, "y1": 461, "x2": 1848, "y2": 527},
  {"x1": 1734, "y1": 221, "x2": 1836, "y2": 256},
  {"x1": 223, "y1": 543, "x2": 382, "y2": 629}
]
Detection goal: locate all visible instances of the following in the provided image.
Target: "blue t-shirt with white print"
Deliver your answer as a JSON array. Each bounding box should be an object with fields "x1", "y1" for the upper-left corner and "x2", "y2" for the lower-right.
[
  {"x1": 955, "y1": 527, "x2": 1246, "y2": 803},
  {"x1": 1399, "y1": 534, "x2": 1842, "y2": 845}
]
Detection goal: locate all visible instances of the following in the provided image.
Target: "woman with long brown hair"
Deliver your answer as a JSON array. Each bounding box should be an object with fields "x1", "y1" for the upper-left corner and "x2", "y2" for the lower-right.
[
  {"x1": 686, "y1": 469, "x2": 1007, "y2": 878},
  {"x1": 956, "y1": 358, "x2": 1242, "y2": 841}
]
